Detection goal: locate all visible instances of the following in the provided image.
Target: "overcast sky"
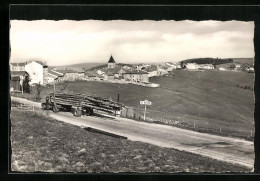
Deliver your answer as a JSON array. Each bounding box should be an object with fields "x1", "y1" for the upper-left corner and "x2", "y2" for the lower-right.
[{"x1": 10, "y1": 20, "x2": 254, "y2": 66}]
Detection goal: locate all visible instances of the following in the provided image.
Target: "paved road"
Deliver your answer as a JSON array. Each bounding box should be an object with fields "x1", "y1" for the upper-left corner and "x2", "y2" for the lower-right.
[{"x1": 11, "y1": 96, "x2": 254, "y2": 169}]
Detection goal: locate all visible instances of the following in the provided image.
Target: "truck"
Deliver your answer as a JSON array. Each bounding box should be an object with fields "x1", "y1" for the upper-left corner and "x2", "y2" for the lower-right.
[{"x1": 41, "y1": 92, "x2": 124, "y2": 117}]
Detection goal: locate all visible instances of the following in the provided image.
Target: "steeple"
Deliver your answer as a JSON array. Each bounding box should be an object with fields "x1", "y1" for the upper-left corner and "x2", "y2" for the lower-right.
[
  {"x1": 108, "y1": 55, "x2": 116, "y2": 69},
  {"x1": 108, "y1": 55, "x2": 116, "y2": 63}
]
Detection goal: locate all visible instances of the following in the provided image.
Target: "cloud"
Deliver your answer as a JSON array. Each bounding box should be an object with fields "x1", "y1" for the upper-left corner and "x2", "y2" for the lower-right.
[{"x1": 10, "y1": 20, "x2": 254, "y2": 66}]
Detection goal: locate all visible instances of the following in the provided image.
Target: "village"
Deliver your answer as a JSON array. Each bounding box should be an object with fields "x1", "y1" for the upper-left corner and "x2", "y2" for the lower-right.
[{"x1": 10, "y1": 55, "x2": 254, "y2": 94}]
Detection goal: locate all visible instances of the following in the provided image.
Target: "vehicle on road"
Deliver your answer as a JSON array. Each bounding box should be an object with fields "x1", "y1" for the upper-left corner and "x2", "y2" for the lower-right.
[{"x1": 41, "y1": 92, "x2": 124, "y2": 117}]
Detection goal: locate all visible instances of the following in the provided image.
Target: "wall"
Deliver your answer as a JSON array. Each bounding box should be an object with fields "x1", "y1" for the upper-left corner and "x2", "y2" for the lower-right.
[
  {"x1": 11, "y1": 65, "x2": 25, "y2": 71},
  {"x1": 140, "y1": 74, "x2": 149, "y2": 83},
  {"x1": 25, "y1": 61, "x2": 43, "y2": 85},
  {"x1": 108, "y1": 63, "x2": 116, "y2": 69}
]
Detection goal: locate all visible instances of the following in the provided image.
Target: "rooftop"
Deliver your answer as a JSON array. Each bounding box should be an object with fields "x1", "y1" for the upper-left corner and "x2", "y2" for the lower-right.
[
  {"x1": 124, "y1": 69, "x2": 148, "y2": 74},
  {"x1": 108, "y1": 55, "x2": 116, "y2": 63},
  {"x1": 10, "y1": 62, "x2": 26, "y2": 66},
  {"x1": 48, "y1": 69, "x2": 64, "y2": 77}
]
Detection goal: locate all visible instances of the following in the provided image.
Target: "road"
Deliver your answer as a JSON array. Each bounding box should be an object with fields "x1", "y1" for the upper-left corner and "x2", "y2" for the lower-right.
[{"x1": 11, "y1": 96, "x2": 254, "y2": 169}]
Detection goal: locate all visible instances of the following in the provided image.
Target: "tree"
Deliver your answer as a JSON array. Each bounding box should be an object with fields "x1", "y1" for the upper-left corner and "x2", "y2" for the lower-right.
[
  {"x1": 35, "y1": 82, "x2": 42, "y2": 101},
  {"x1": 22, "y1": 75, "x2": 31, "y2": 93},
  {"x1": 229, "y1": 64, "x2": 236, "y2": 70}
]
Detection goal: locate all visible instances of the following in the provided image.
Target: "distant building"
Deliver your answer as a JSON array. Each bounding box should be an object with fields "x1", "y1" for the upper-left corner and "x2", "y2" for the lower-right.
[
  {"x1": 186, "y1": 63, "x2": 199, "y2": 70},
  {"x1": 157, "y1": 66, "x2": 169, "y2": 75},
  {"x1": 108, "y1": 55, "x2": 116, "y2": 69},
  {"x1": 25, "y1": 61, "x2": 48, "y2": 85},
  {"x1": 85, "y1": 71, "x2": 103, "y2": 81},
  {"x1": 10, "y1": 76, "x2": 21, "y2": 93},
  {"x1": 57, "y1": 69, "x2": 81, "y2": 81},
  {"x1": 10, "y1": 71, "x2": 30, "y2": 93},
  {"x1": 118, "y1": 68, "x2": 127, "y2": 77},
  {"x1": 136, "y1": 64, "x2": 150, "y2": 70},
  {"x1": 198, "y1": 64, "x2": 214, "y2": 70},
  {"x1": 46, "y1": 69, "x2": 64, "y2": 83},
  {"x1": 123, "y1": 70, "x2": 149, "y2": 83},
  {"x1": 103, "y1": 67, "x2": 121, "y2": 80},
  {"x1": 145, "y1": 66, "x2": 158, "y2": 77},
  {"x1": 10, "y1": 62, "x2": 26, "y2": 72}
]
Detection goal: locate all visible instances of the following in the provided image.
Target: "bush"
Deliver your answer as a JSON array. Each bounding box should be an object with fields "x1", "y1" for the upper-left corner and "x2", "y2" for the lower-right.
[{"x1": 229, "y1": 64, "x2": 236, "y2": 70}]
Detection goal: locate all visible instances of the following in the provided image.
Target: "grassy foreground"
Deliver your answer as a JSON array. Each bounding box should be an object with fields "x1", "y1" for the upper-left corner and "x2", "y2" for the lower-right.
[{"x1": 11, "y1": 110, "x2": 250, "y2": 173}]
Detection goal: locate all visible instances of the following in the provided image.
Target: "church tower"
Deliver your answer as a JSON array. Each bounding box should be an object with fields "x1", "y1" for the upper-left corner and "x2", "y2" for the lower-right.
[{"x1": 108, "y1": 55, "x2": 116, "y2": 69}]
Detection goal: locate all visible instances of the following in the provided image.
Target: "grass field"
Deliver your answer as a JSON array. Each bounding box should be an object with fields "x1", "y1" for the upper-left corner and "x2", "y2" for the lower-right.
[
  {"x1": 14, "y1": 69, "x2": 254, "y2": 140},
  {"x1": 10, "y1": 110, "x2": 250, "y2": 172}
]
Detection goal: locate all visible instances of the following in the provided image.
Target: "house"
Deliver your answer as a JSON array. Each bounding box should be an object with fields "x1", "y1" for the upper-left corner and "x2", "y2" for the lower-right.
[
  {"x1": 102, "y1": 67, "x2": 121, "y2": 80},
  {"x1": 85, "y1": 71, "x2": 103, "y2": 81},
  {"x1": 46, "y1": 69, "x2": 64, "y2": 84},
  {"x1": 118, "y1": 68, "x2": 127, "y2": 77},
  {"x1": 108, "y1": 55, "x2": 116, "y2": 69},
  {"x1": 10, "y1": 71, "x2": 30, "y2": 93},
  {"x1": 56, "y1": 69, "x2": 81, "y2": 81},
  {"x1": 97, "y1": 69, "x2": 105, "y2": 75},
  {"x1": 186, "y1": 63, "x2": 199, "y2": 70},
  {"x1": 165, "y1": 62, "x2": 181, "y2": 69},
  {"x1": 145, "y1": 66, "x2": 158, "y2": 77},
  {"x1": 157, "y1": 66, "x2": 169, "y2": 75},
  {"x1": 136, "y1": 64, "x2": 150, "y2": 70},
  {"x1": 219, "y1": 67, "x2": 227, "y2": 71},
  {"x1": 10, "y1": 76, "x2": 21, "y2": 93},
  {"x1": 11, "y1": 71, "x2": 29, "y2": 81},
  {"x1": 198, "y1": 64, "x2": 214, "y2": 70},
  {"x1": 10, "y1": 62, "x2": 26, "y2": 72},
  {"x1": 123, "y1": 70, "x2": 149, "y2": 83},
  {"x1": 25, "y1": 61, "x2": 48, "y2": 85},
  {"x1": 246, "y1": 67, "x2": 254, "y2": 73},
  {"x1": 122, "y1": 65, "x2": 132, "y2": 70}
]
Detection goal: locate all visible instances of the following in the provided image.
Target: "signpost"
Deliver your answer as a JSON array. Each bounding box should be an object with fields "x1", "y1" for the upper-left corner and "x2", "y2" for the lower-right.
[{"x1": 140, "y1": 100, "x2": 152, "y2": 121}]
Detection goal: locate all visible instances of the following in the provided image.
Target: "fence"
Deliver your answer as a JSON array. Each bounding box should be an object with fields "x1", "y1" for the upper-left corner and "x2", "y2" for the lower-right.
[
  {"x1": 120, "y1": 106, "x2": 255, "y2": 140},
  {"x1": 11, "y1": 103, "x2": 35, "y2": 112}
]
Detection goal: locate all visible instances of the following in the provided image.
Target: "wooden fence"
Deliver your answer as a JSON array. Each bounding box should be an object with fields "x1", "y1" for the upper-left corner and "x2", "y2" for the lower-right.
[{"x1": 11, "y1": 103, "x2": 35, "y2": 112}]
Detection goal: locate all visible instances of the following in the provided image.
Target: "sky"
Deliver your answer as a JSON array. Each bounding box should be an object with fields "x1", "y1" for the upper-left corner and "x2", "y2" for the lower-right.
[{"x1": 10, "y1": 20, "x2": 254, "y2": 66}]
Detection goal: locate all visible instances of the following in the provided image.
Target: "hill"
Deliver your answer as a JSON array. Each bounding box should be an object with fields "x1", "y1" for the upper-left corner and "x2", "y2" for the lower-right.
[
  {"x1": 232, "y1": 58, "x2": 254, "y2": 66},
  {"x1": 54, "y1": 63, "x2": 104, "y2": 72},
  {"x1": 181, "y1": 58, "x2": 233, "y2": 65}
]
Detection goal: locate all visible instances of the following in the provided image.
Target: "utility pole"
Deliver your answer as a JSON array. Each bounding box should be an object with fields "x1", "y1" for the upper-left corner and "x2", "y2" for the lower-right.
[
  {"x1": 53, "y1": 78, "x2": 58, "y2": 111},
  {"x1": 144, "y1": 104, "x2": 147, "y2": 121}
]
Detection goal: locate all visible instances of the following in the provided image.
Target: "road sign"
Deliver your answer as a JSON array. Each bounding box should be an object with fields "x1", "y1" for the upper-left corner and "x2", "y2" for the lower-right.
[
  {"x1": 140, "y1": 100, "x2": 152, "y2": 121},
  {"x1": 140, "y1": 100, "x2": 152, "y2": 105}
]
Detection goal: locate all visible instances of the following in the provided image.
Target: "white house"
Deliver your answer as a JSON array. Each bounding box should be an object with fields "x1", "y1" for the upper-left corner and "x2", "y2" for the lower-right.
[
  {"x1": 157, "y1": 66, "x2": 168, "y2": 75},
  {"x1": 186, "y1": 63, "x2": 199, "y2": 70},
  {"x1": 25, "y1": 61, "x2": 48, "y2": 85},
  {"x1": 145, "y1": 66, "x2": 158, "y2": 77},
  {"x1": 10, "y1": 62, "x2": 26, "y2": 72},
  {"x1": 198, "y1": 64, "x2": 214, "y2": 70}
]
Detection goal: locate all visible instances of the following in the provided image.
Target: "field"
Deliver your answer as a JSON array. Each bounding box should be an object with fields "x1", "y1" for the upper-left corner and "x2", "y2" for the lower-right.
[
  {"x1": 232, "y1": 58, "x2": 254, "y2": 66},
  {"x1": 10, "y1": 110, "x2": 250, "y2": 172},
  {"x1": 14, "y1": 70, "x2": 254, "y2": 140}
]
